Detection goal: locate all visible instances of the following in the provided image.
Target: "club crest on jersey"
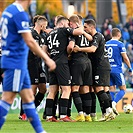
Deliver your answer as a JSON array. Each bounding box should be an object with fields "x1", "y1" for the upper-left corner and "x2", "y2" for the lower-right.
[{"x1": 21, "y1": 21, "x2": 29, "y2": 29}]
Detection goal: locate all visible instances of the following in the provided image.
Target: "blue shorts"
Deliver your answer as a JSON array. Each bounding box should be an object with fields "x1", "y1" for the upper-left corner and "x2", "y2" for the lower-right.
[
  {"x1": 3, "y1": 69, "x2": 31, "y2": 92},
  {"x1": 110, "y1": 73, "x2": 125, "y2": 86}
]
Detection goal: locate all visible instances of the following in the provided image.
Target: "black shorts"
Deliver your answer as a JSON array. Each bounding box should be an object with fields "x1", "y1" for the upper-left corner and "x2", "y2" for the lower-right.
[
  {"x1": 28, "y1": 60, "x2": 47, "y2": 85},
  {"x1": 49, "y1": 63, "x2": 71, "y2": 86},
  {"x1": 92, "y1": 68, "x2": 110, "y2": 86},
  {"x1": 0, "y1": 68, "x2": 4, "y2": 83},
  {"x1": 70, "y1": 61, "x2": 92, "y2": 86}
]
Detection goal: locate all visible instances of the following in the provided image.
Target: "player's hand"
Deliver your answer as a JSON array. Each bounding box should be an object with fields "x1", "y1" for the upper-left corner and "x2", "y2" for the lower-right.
[
  {"x1": 73, "y1": 45, "x2": 80, "y2": 53},
  {"x1": 128, "y1": 68, "x2": 133, "y2": 76},
  {"x1": 45, "y1": 59, "x2": 56, "y2": 71}
]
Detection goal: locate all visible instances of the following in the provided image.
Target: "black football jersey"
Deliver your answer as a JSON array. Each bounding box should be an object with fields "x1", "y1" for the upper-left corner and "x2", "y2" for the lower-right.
[
  {"x1": 46, "y1": 27, "x2": 74, "y2": 64},
  {"x1": 71, "y1": 34, "x2": 90, "y2": 63},
  {"x1": 90, "y1": 32, "x2": 110, "y2": 70},
  {"x1": 28, "y1": 29, "x2": 45, "y2": 62}
]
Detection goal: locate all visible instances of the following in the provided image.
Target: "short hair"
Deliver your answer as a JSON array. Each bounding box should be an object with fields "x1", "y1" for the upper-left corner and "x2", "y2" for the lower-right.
[
  {"x1": 33, "y1": 15, "x2": 40, "y2": 26},
  {"x1": 37, "y1": 16, "x2": 47, "y2": 23},
  {"x1": 111, "y1": 28, "x2": 121, "y2": 37},
  {"x1": 56, "y1": 16, "x2": 69, "y2": 25},
  {"x1": 84, "y1": 19, "x2": 96, "y2": 28},
  {"x1": 77, "y1": 14, "x2": 83, "y2": 21},
  {"x1": 55, "y1": 15, "x2": 63, "y2": 21},
  {"x1": 33, "y1": 15, "x2": 47, "y2": 26},
  {"x1": 54, "y1": 15, "x2": 63, "y2": 25},
  {"x1": 69, "y1": 14, "x2": 80, "y2": 23}
]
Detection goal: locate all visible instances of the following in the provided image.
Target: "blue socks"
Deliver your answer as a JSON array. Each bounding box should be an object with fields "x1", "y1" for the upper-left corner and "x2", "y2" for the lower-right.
[
  {"x1": 0, "y1": 100, "x2": 11, "y2": 129},
  {"x1": 22, "y1": 102, "x2": 45, "y2": 133},
  {"x1": 110, "y1": 91, "x2": 115, "y2": 101},
  {"x1": 114, "y1": 90, "x2": 125, "y2": 103}
]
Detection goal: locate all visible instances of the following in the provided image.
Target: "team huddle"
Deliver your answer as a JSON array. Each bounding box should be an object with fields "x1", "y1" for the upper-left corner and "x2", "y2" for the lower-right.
[{"x1": 0, "y1": 0, "x2": 132, "y2": 133}]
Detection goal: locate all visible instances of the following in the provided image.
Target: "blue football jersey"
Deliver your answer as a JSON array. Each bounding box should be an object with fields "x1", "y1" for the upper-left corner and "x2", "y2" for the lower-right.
[
  {"x1": 106, "y1": 39, "x2": 126, "y2": 73},
  {"x1": 0, "y1": 3, "x2": 31, "y2": 69}
]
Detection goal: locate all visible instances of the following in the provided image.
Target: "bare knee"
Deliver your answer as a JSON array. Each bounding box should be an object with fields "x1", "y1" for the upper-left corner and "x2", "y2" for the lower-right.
[
  {"x1": 20, "y1": 89, "x2": 34, "y2": 103},
  {"x1": 1, "y1": 91, "x2": 16, "y2": 104}
]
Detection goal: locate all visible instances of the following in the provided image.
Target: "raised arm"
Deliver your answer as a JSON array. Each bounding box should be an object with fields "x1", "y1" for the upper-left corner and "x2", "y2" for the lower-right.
[
  {"x1": 72, "y1": 25, "x2": 84, "y2": 35},
  {"x1": 83, "y1": 31, "x2": 93, "y2": 41}
]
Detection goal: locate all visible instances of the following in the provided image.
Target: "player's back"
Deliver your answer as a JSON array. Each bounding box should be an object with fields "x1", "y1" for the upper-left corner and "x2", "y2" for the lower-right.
[
  {"x1": 106, "y1": 39, "x2": 126, "y2": 73},
  {"x1": 46, "y1": 27, "x2": 72, "y2": 64},
  {"x1": 0, "y1": 3, "x2": 30, "y2": 69}
]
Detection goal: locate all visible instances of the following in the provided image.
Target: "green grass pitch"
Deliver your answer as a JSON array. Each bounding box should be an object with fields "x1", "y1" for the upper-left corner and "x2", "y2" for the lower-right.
[{"x1": 1, "y1": 113, "x2": 133, "y2": 133}]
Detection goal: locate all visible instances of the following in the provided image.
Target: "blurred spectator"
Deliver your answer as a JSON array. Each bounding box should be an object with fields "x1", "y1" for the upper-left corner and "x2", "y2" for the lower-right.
[
  {"x1": 101, "y1": 17, "x2": 133, "y2": 87},
  {"x1": 43, "y1": 9, "x2": 51, "y2": 27},
  {"x1": 124, "y1": 17, "x2": 133, "y2": 30},
  {"x1": 84, "y1": 10, "x2": 95, "y2": 21},
  {"x1": 126, "y1": 44, "x2": 133, "y2": 67},
  {"x1": 128, "y1": 25, "x2": 133, "y2": 44},
  {"x1": 122, "y1": 28, "x2": 130, "y2": 45},
  {"x1": 101, "y1": 21, "x2": 111, "y2": 41},
  {"x1": 108, "y1": 16, "x2": 116, "y2": 28}
]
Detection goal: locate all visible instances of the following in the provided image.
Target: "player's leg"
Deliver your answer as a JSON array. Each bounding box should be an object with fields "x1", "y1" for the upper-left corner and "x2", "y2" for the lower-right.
[
  {"x1": 72, "y1": 85, "x2": 84, "y2": 120},
  {"x1": 90, "y1": 87, "x2": 98, "y2": 121},
  {"x1": 104, "y1": 86, "x2": 112, "y2": 109},
  {"x1": 0, "y1": 91, "x2": 16, "y2": 129},
  {"x1": 59, "y1": 85, "x2": 73, "y2": 122},
  {"x1": 95, "y1": 86, "x2": 115, "y2": 121},
  {"x1": 71, "y1": 64, "x2": 85, "y2": 121},
  {"x1": 94, "y1": 70, "x2": 115, "y2": 121},
  {"x1": 99, "y1": 86, "x2": 113, "y2": 116},
  {"x1": 35, "y1": 83, "x2": 46, "y2": 107},
  {"x1": 43, "y1": 90, "x2": 59, "y2": 120},
  {"x1": 112, "y1": 85, "x2": 126, "y2": 115},
  {"x1": 80, "y1": 86, "x2": 92, "y2": 122},
  {"x1": 111, "y1": 73, "x2": 126, "y2": 115},
  {"x1": 20, "y1": 89, "x2": 46, "y2": 133},
  {"x1": 20, "y1": 69, "x2": 46, "y2": 133},
  {"x1": 80, "y1": 62, "x2": 93, "y2": 122},
  {"x1": 0, "y1": 69, "x2": 19, "y2": 129},
  {"x1": 109, "y1": 74, "x2": 116, "y2": 101},
  {"x1": 55, "y1": 63, "x2": 74, "y2": 122},
  {"x1": 67, "y1": 94, "x2": 72, "y2": 117},
  {"x1": 45, "y1": 85, "x2": 59, "y2": 122},
  {"x1": 19, "y1": 59, "x2": 39, "y2": 120},
  {"x1": 19, "y1": 99, "x2": 27, "y2": 120},
  {"x1": 35, "y1": 65, "x2": 47, "y2": 107}
]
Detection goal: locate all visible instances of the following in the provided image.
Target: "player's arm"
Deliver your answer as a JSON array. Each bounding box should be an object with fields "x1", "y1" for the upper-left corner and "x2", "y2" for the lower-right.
[
  {"x1": 42, "y1": 45, "x2": 50, "y2": 56},
  {"x1": 67, "y1": 40, "x2": 75, "y2": 55},
  {"x1": 121, "y1": 52, "x2": 132, "y2": 74},
  {"x1": 72, "y1": 26, "x2": 84, "y2": 35},
  {"x1": 73, "y1": 34, "x2": 98, "y2": 53},
  {"x1": 73, "y1": 45, "x2": 97, "y2": 53},
  {"x1": 83, "y1": 31, "x2": 93, "y2": 41},
  {"x1": 22, "y1": 32, "x2": 56, "y2": 71}
]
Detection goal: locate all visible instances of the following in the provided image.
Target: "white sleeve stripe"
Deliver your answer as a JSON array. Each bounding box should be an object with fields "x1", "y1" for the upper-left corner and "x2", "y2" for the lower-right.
[{"x1": 18, "y1": 30, "x2": 31, "y2": 33}]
